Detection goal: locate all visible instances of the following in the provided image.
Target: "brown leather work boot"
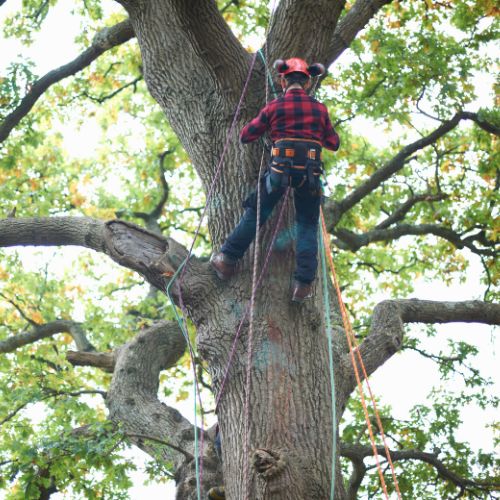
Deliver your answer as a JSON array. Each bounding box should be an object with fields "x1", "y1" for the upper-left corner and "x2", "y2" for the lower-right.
[
  {"x1": 291, "y1": 280, "x2": 313, "y2": 303},
  {"x1": 210, "y1": 252, "x2": 238, "y2": 281}
]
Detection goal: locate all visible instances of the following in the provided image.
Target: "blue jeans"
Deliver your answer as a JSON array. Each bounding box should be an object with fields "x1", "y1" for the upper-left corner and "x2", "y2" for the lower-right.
[{"x1": 221, "y1": 177, "x2": 321, "y2": 284}]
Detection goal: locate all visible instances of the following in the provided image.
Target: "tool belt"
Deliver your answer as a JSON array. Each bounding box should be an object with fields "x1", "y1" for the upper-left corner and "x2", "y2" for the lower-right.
[{"x1": 266, "y1": 138, "x2": 324, "y2": 194}]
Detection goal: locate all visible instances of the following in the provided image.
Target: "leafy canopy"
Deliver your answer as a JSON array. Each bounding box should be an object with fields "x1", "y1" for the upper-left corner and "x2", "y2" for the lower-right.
[{"x1": 0, "y1": 0, "x2": 498, "y2": 498}]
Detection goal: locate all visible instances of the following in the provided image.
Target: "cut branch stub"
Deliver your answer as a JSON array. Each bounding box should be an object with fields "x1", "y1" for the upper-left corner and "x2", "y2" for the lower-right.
[
  {"x1": 66, "y1": 350, "x2": 117, "y2": 373},
  {"x1": 103, "y1": 220, "x2": 188, "y2": 290},
  {"x1": 253, "y1": 448, "x2": 287, "y2": 479}
]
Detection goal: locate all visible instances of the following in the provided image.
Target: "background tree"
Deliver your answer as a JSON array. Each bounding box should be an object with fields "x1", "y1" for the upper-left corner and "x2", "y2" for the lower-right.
[{"x1": 0, "y1": 0, "x2": 499, "y2": 499}]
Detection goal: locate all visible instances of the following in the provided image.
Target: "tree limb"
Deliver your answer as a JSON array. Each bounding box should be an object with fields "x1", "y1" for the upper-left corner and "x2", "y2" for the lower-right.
[
  {"x1": 376, "y1": 193, "x2": 448, "y2": 230},
  {"x1": 328, "y1": 0, "x2": 393, "y2": 64},
  {"x1": 325, "y1": 112, "x2": 467, "y2": 227},
  {"x1": 266, "y1": 0, "x2": 345, "y2": 63},
  {"x1": 332, "y1": 223, "x2": 497, "y2": 256},
  {"x1": 341, "y1": 443, "x2": 500, "y2": 495},
  {"x1": 105, "y1": 320, "x2": 222, "y2": 496},
  {"x1": 66, "y1": 350, "x2": 116, "y2": 372},
  {"x1": 397, "y1": 299, "x2": 500, "y2": 325},
  {"x1": 324, "y1": 109, "x2": 500, "y2": 229},
  {"x1": 0, "y1": 216, "x2": 191, "y2": 296},
  {"x1": 462, "y1": 111, "x2": 500, "y2": 136},
  {"x1": 0, "y1": 19, "x2": 134, "y2": 143},
  {"x1": 343, "y1": 299, "x2": 500, "y2": 391},
  {"x1": 119, "y1": 0, "x2": 248, "y2": 92},
  {"x1": 0, "y1": 319, "x2": 95, "y2": 353}
]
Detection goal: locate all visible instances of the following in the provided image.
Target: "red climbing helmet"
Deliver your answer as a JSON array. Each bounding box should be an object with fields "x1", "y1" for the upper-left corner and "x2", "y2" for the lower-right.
[{"x1": 273, "y1": 58, "x2": 325, "y2": 78}]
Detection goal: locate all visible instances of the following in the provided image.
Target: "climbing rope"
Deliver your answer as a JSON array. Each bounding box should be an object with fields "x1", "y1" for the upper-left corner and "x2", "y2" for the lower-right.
[
  {"x1": 243, "y1": 151, "x2": 265, "y2": 499},
  {"x1": 258, "y1": 48, "x2": 279, "y2": 98},
  {"x1": 214, "y1": 187, "x2": 291, "y2": 411},
  {"x1": 163, "y1": 266, "x2": 203, "y2": 500},
  {"x1": 242, "y1": 31, "x2": 277, "y2": 499},
  {"x1": 164, "y1": 27, "x2": 280, "y2": 497},
  {"x1": 319, "y1": 224, "x2": 337, "y2": 500},
  {"x1": 320, "y1": 207, "x2": 402, "y2": 499},
  {"x1": 163, "y1": 49, "x2": 261, "y2": 500}
]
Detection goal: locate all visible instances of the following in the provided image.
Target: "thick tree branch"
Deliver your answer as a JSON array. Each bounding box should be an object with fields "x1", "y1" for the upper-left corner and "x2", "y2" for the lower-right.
[
  {"x1": 0, "y1": 19, "x2": 134, "y2": 143},
  {"x1": 0, "y1": 216, "x2": 107, "y2": 249},
  {"x1": 325, "y1": 110, "x2": 499, "y2": 229},
  {"x1": 324, "y1": 111, "x2": 494, "y2": 228},
  {"x1": 328, "y1": 0, "x2": 393, "y2": 64},
  {"x1": 462, "y1": 111, "x2": 500, "y2": 136},
  {"x1": 0, "y1": 319, "x2": 95, "y2": 353},
  {"x1": 341, "y1": 443, "x2": 500, "y2": 495},
  {"x1": 267, "y1": 0, "x2": 345, "y2": 64},
  {"x1": 170, "y1": 0, "x2": 248, "y2": 86},
  {"x1": 343, "y1": 299, "x2": 500, "y2": 392},
  {"x1": 0, "y1": 216, "x2": 193, "y2": 295},
  {"x1": 397, "y1": 299, "x2": 500, "y2": 324},
  {"x1": 105, "y1": 320, "x2": 222, "y2": 496},
  {"x1": 119, "y1": 0, "x2": 248, "y2": 92},
  {"x1": 376, "y1": 193, "x2": 448, "y2": 230},
  {"x1": 332, "y1": 223, "x2": 497, "y2": 256},
  {"x1": 0, "y1": 216, "x2": 217, "y2": 326}
]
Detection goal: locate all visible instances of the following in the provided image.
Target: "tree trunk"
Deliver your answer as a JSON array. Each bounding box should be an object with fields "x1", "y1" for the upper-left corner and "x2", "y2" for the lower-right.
[
  {"x1": 115, "y1": 1, "x2": 352, "y2": 497},
  {"x1": 195, "y1": 259, "x2": 350, "y2": 499}
]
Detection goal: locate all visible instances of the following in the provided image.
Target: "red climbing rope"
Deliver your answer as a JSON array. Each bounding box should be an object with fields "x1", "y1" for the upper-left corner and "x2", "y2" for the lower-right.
[
  {"x1": 166, "y1": 50, "x2": 260, "y2": 497},
  {"x1": 214, "y1": 188, "x2": 292, "y2": 410},
  {"x1": 320, "y1": 207, "x2": 402, "y2": 499}
]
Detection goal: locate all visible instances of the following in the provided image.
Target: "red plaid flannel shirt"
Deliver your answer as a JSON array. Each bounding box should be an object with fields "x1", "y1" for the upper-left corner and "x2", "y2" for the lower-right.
[{"x1": 240, "y1": 88, "x2": 340, "y2": 151}]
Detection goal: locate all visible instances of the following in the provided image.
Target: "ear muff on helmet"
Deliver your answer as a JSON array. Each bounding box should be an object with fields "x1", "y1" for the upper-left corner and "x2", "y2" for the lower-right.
[
  {"x1": 273, "y1": 59, "x2": 289, "y2": 74},
  {"x1": 274, "y1": 58, "x2": 326, "y2": 78},
  {"x1": 308, "y1": 63, "x2": 325, "y2": 77}
]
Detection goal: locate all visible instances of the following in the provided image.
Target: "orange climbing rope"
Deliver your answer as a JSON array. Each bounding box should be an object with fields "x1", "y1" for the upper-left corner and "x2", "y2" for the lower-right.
[{"x1": 320, "y1": 207, "x2": 402, "y2": 499}]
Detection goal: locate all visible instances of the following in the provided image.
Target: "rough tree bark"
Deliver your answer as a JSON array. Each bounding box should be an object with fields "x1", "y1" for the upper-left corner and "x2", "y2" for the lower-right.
[
  {"x1": 110, "y1": 0, "x2": 356, "y2": 497},
  {"x1": 1, "y1": 0, "x2": 499, "y2": 499}
]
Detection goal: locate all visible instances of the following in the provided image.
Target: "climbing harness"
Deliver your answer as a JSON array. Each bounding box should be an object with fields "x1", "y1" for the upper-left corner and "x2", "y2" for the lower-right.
[{"x1": 267, "y1": 138, "x2": 324, "y2": 194}]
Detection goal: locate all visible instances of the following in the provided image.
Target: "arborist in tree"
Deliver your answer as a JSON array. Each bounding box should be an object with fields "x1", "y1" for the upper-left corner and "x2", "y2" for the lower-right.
[{"x1": 210, "y1": 57, "x2": 340, "y2": 302}]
